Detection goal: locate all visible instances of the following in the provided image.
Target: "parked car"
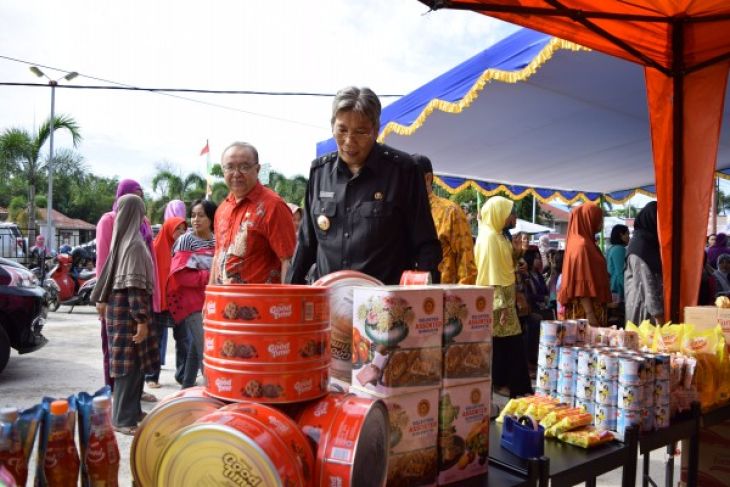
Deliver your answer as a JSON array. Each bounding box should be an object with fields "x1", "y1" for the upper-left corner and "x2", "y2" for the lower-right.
[
  {"x1": 0, "y1": 222, "x2": 27, "y2": 265},
  {"x1": 0, "y1": 256, "x2": 48, "y2": 374}
]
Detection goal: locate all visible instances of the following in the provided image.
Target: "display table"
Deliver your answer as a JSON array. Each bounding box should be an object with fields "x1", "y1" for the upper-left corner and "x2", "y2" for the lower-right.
[
  {"x1": 489, "y1": 421, "x2": 639, "y2": 487},
  {"x1": 702, "y1": 400, "x2": 730, "y2": 428},
  {"x1": 638, "y1": 402, "x2": 700, "y2": 487},
  {"x1": 461, "y1": 457, "x2": 546, "y2": 487}
]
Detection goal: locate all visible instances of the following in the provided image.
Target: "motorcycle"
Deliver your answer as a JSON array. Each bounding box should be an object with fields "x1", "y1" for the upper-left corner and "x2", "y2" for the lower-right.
[{"x1": 45, "y1": 252, "x2": 96, "y2": 313}]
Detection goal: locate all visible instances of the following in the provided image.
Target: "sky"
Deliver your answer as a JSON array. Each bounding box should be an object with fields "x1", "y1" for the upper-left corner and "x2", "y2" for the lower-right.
[{"x1": 0, "y1": 1, "x2": 519, "y2": 195}]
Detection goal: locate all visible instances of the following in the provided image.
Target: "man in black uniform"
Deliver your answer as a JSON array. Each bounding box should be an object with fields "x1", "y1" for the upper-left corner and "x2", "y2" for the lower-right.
[{"x1": 287, "y1": 86, "x2": 441, "y2": 285}]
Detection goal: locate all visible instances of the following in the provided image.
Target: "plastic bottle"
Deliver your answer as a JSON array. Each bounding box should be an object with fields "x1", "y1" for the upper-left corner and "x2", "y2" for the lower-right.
[
  {"x1": 0, "y1": 408, "x2": 26, "y2": 486},
  {"x1": 43, "y1": 400, "x2": 80, "y2": 487},
  {"x1": 84, "y1": 396, "x2": 119, "y2": 486}
]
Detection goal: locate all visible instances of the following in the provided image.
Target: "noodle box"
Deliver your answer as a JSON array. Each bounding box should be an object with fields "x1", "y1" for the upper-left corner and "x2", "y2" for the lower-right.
[
  {"x1": 438, "y1": 381, "x2": 491, "y2": 485},
  {"x1": 351, "y1": 386, "x2": 439, "y2": 487},
  {"x1": 352, "y1": 286, "x2": 443, "y2": 396}
]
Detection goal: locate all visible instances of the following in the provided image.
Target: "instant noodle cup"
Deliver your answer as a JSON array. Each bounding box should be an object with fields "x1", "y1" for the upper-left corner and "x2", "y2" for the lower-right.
[
  {"x1": 157, "y1": 405, "x2": 310, "y2": 487},
  {"x1": 296, "y1": 392, "x2": 389, "y2": 487},
  {"x1": 558, "y1": 347, "x2": 577, "y2": 372},
  {"x1": 575, "y1": 319, "x2": 589, "y2": 345},
  {"x1": 314, "y1": 271, "x2": 383, "y2": 385},
  {"x1": 616, "y1": 408, "x2": 641, "y2": 441},
  {"x1": 562, "y1": 320, "x2": 578, "y2": 345},
  {"x1": 596, "y1": 352, "x2": 619, "y2": 381},
  {"x1": 203, "y1": 325, "x2": 330, "y2": 363},
  {"x1": 536, "y1": 366, "x2": 558, "y2": 393},
  {"x1": 557, "y1": 371, "x2": 576, "y2": 397},
  {"x1": 537, "y1": 344, "x2": 559, "y2": 368},
  {"x1": 618, "y1": 356, "x2": 647, "y2": 385},
  {"x1": 577, "y1": 348, "x2": 597, "y2": 376},
  {"x1": 575, "y1": 375, "x2": 595, "y2": 400},
  {"x1": 618, "y1": 383, "x2": 643, "y2": 411},
  {"x1": 219, "y1": 403, "x2": 315, "y2": 487},
  {"x1": 203, "y1": 356, "x2": 329, "y2": 404},
  {"x1": 131, "y1": 389, "x2": 224, "y2": 487},
  {"x1": 574, "y1": 397, "x2": 595, "y2": 416},
  {"x1": 594, "y1": 404, "x2": 617, "y2": 431},
  {"x1": 205, "y1": 284, "x2": 329, "y2": 324},
  {"x1": 539, "y1": 321, "x2": 562, "y2": 346},
  {"x1": 595, "y1": 379, "x2": 618, "y2": 406}
]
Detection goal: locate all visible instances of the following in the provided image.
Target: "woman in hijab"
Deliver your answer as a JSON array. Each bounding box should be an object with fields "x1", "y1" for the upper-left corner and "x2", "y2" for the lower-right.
[
  {"x1": 163, "y1": 199, "x2": 186, "y2": 221},
  {"x1": 707, "y1": 232, "x2": 730, "y2": 269},
  {"x1": 624, "y1": 202, "x2": 664, "y2": 325},
  {"x1": 96, "y1": 179, "x2": 156, "y2": 396},
  {"x1": 90, "y1": 194, "x2": 158, "y2": 435},
  {"x1": 606, "y1": 224, "x2": 629, "y2": 303},
  {"x1": 145, "y1": 214, "x2": 186, "y2": 388},
  {"x1": 475, "y1": 196, "x2": 532, "y2": 398},
  {"x1": 558, "y1": 203, "x2": 612, "y2": 326}
]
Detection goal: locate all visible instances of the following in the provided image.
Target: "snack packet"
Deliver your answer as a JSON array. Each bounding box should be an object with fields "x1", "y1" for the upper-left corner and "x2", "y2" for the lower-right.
[
  {"x1": 497, "y1": 396, "x2": 550, "y2": 423},
  {"x1": 540, "y1": 407, "x2": 586, "y2": 429},
  {"x1": 545, "y1": 412, "x2": 592, "y2": 437},
  {"x1": 654, "y1": 323, "x2": 684, "y2": 353},
  {"x1": 637, "y1": 321, "x2": 657, "y2": 350},
  {"x1": 558, "y1": 426, "x2": 614, "y2": 448},
  {"x1": 523, "y1": 398, "x2": 561, "y2": 421}
]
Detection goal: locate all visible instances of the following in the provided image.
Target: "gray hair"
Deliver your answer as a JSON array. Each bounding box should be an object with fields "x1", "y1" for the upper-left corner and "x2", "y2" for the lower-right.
[
  {"x1": 331, "y1": 86, "x2": 381, "y2": 131},
  {"x1": 221, "y1": 141, "x2": 259, "y2": 164},
  {"x1": 718, "y1": 254, "x2": 730, "y2": 266}
]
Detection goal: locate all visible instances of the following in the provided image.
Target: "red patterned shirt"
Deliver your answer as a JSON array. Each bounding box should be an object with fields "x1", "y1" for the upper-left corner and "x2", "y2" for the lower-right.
[{"x1": 213, "y1": 182, "x2": 296, "y2": 284}]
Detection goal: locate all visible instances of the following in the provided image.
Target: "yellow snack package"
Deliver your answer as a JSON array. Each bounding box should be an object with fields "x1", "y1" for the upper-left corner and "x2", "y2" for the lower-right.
[
  {"x1": 653, "y1": 323, "x2": 684, "y2": 353},
  {"x1": 558, "y1": 426, "x2": 615, "y2": 448},
  {"x1": 540, "y1": 407, "x2": 585, "y2": 429},
  {"x1": 545, "y1": 412, "x2": 592, "y2": 437},
  {"x1": 682, "y1": 325, "x2": 723, "y2": 407},
  {"x1": 637, "y1": 320, "x2": 657, "y2": 350},
  {"x1": 524, "y1": 398, "x2": 561, "y2": 421}
]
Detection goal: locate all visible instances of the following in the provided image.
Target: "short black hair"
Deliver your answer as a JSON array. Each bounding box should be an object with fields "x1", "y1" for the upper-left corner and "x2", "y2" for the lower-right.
[
  {"x1": 412, "y1": 153, "x2": 433, "y2": 174},
  {"x1": 190, "y1": 199, "x2": 218, "y2": 232},
  {"x1": 609, "y1": 224, "x2": 629, "y2": 245}
]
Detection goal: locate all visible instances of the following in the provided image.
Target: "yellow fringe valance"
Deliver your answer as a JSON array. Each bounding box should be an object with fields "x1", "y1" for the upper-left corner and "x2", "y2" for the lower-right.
[{"x1": 377, "y1": 37, "x2": 589, "y2": 143}]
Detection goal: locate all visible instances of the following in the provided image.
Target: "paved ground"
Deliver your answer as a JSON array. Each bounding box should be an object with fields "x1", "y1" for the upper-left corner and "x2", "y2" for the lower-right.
[{"x1": 0, "y1": 307, "x2": 681, "y2": 486}]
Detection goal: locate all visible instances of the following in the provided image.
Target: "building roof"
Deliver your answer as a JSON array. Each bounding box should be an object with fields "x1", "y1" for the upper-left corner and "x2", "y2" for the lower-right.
[
  {"x1": 36, "y1": 209, "x2": 96, "y2": 231},
  {"x1": 540, "y1": 202, "x2": 570, "y2": 222}
]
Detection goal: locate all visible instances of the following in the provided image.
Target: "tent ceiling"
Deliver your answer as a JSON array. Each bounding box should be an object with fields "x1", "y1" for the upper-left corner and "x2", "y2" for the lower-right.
[{"x1": 380, "y1": 44, "x2": 730, "y2": 194}]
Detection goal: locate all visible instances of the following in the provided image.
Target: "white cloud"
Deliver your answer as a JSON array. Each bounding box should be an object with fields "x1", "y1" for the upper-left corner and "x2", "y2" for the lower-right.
[{"x1": 0, "y1": 0, "x2": 517, "y2": 195}]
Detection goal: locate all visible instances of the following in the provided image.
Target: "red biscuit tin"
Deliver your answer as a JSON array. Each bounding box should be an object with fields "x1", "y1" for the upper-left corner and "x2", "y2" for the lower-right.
[
  {"x1": 220, "y1": 402, "x2": 315, "y2": 486},
  {"x1": 296, "y1": 392, "x2": 389, "y2": 487},
  {"x1": 157, "y1": 407, "x2": 308, "y2": 487},
  {"x1": 203, "y1": 356, "x2": 329, "y2": 404},
  {"x1": 205, "y1": 284, "x2": 329, "y2": 324},
  {"x1": 204, "y1": 325, "x2": 330, "y2": 363}
]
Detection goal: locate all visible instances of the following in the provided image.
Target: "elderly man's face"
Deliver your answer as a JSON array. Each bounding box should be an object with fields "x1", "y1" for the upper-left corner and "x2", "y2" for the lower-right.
[
  {"x1": 332, "y1": 111, "x2": 376, "y2": 170},
  {"x1": 222, "y1": 146, "x2": 260, "y2": 199}
]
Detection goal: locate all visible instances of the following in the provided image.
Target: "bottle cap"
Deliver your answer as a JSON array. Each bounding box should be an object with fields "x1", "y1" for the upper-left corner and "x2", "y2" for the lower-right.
[
  {"x1": 0, "y1": 407, "x2": 18, "y2": 423},
  {"x1": 92, "y1": 396, "x2": 111, "y2": 409},
  {"x1": 50, "y1": 400, "x2": 69, "y2": 415}
]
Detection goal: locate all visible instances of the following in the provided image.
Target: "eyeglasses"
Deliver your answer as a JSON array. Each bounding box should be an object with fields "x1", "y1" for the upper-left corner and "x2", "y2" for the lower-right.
[
  {"x1": 223, "y1": 164, "x2": 258, "y2": 174},
  {"x1": 333, "y1": 127, "x2": 374, "y2": 141}
]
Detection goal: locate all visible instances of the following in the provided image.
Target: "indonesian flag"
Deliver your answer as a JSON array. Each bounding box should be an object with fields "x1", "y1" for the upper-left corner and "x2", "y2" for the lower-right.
[{"x1": 201, "y1": 140, "x2": 212, "y2": 198}]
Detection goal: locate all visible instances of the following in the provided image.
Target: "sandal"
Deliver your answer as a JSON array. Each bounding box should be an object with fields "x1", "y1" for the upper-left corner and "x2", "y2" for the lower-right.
[
  {"x1": 146, "y1": 381, "x2": 162, "y2": 389},
  {"x1": 113, "y1": 425, "x2": 137, "y2": 436},
  {"x1": 141, "y1": 392, "x2": 158, "y2": 403}
]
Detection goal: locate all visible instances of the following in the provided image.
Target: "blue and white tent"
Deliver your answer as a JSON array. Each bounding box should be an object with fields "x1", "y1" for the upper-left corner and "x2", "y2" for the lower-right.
[{"x1": 317, "y1": 28, "x2": 730, "y2": 204}]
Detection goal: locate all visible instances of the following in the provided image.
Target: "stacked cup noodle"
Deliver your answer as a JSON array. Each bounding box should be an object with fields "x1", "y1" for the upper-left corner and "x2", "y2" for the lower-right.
[
  {"x1": 536, "y1": 321, "x2": 562, "y2": 396},
  {"x1": 350, "y1": 286, "x2": 444, "y2": 487},
  {"x1": 594, "y1": 351, "x2": 620, "y2": 434},
  {"x1": 438, "y1": 286, "x2": 493, "y2": 486},
  {"x1": 574, "y1": 348, "x2": 597, "y2": 419}
]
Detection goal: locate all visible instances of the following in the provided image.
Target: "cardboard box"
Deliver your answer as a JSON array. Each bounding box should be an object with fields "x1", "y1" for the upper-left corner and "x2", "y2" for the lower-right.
[
  {"x1": 352, "y1": 286, "x2": 443, "y2": 396},
  {"x1": 351, "y1": 387, "x2": 440, "y2": 487},
  {"x1": 680, "y1": 420, "x2": 730, "y2": 487},
  {"x1": 684, "y1": 305, "x2": 730, "y2": 349},
  {"x1": 438, "y1": 381, "x2": 491, "y2": 485}
]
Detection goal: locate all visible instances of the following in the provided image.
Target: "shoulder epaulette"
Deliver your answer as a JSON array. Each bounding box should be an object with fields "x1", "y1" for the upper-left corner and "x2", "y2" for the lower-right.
[{"x1": 312, "y1": 152, "x2": 337, "y2": 168}]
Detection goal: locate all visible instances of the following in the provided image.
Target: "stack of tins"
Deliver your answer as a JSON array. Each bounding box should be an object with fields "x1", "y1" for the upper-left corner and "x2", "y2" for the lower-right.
[
  {"x1": 133, "y1": 390, "x2": 388, "y2": 487},
  {"x1": 313, "y1": 270, "x2": 384, "y2": 392},
  {"x1": 203, "y1": 284, "x2": 330, "y2": 404}
]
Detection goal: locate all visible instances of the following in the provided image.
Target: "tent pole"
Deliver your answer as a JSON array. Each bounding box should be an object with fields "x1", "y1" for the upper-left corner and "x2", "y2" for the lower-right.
[
  {"x1": 670, "y1": 19, "x2": 685, "y2": 323},
  {"x1": 711, "y1": 176, "x2": 718, "y2": 234},
  {"x1": 532, "y1": 195, "x2": 537, "y2": 223}
]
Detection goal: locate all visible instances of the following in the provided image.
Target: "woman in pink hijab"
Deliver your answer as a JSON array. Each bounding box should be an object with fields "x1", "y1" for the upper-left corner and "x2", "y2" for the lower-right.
[{"x1": 96, "y1": 179, "x2": 157, "y2": 401}]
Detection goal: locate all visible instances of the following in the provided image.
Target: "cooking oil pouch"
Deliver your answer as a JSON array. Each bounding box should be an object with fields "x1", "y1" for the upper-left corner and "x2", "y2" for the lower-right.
[
  {"x1": 35, "y1": 395, "x2": 78, "y2": 487},
  {"x1": 76, "y1": 386, "x2": 111, "y2": 487},
  {"x1": 558, "y1": 426, "x2": 614, "y2": 448}
]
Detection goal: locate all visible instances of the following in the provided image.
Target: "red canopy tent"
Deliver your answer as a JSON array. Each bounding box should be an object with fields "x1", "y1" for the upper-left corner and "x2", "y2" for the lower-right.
[{"x1": 419, "y1": 0, "x2": 730, "y2": 322}]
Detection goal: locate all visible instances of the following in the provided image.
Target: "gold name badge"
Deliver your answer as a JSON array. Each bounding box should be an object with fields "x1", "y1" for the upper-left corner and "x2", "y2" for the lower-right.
[
  {"x1": 317, "y1": 214, "x2": 331, "y2": 231},
  {"x1": 374, "y1": 191, "x2": 384, "y2": 200}
]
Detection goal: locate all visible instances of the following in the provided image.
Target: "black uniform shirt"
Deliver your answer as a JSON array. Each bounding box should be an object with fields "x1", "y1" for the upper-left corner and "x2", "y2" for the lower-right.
[{"x1": 287, "y1": 143, "x2": 442, "y2": 285}]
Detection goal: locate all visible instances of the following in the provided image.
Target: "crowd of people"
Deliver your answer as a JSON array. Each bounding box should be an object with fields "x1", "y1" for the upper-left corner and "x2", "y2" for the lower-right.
[{"x1": 88, "y1": 85, "x2": 686, "y2": 432}]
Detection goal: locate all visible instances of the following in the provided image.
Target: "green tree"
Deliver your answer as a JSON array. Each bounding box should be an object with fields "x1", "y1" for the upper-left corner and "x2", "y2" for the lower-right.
[
  {"x1": 0, "y1": 115, "x2": 81, "y2": 241},
  {"x1": 150, "y1": 165, "x2": 208, "y2": 222},
  {"x1": 268, "y1": 172, "x2": 307, "y2": 206}
]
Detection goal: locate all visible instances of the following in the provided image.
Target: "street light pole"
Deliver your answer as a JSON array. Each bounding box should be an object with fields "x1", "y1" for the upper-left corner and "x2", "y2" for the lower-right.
[{"x1": 30, "y1": 68, "x2": 77, "y2": 252}]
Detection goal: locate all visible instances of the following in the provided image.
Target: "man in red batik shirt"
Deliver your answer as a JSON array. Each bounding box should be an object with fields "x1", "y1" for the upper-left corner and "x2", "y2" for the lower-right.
[{"x1": 211, "y1": 142, "x2": 296, "y2": 284}]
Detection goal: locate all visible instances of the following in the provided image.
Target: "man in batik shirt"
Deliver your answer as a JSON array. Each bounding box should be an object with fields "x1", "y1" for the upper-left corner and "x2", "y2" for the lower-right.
[{"x1": 413, "y1": 154, "x2": 477, "y2": 285}]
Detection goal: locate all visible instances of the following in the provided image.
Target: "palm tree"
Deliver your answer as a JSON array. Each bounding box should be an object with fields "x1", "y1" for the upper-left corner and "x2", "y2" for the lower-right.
[
  {"x1": 151, "y1": 169, "x2": 208, "y2": 221},
  {"x1": 0, "y1": 115, "x2": 81, "y2": 243}
]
